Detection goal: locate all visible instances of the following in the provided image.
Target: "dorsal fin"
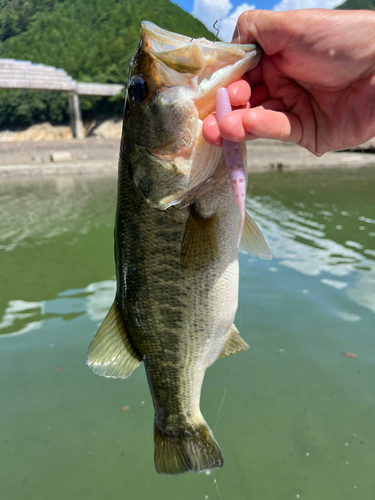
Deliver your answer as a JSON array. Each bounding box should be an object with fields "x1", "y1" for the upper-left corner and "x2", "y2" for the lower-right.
[{"x1": 87, "y1": 300, "x2": 141, "y2": 379}]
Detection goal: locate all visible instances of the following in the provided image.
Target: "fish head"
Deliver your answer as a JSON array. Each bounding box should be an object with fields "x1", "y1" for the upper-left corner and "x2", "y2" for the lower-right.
[{"x1": 125, "y1": 21, "x2": 262, "y2": 209}]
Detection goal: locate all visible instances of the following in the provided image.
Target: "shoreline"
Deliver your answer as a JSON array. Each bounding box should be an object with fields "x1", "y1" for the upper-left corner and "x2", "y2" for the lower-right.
[{"x1": 0, "y1": 137, "x2": 374, "y2": 178}]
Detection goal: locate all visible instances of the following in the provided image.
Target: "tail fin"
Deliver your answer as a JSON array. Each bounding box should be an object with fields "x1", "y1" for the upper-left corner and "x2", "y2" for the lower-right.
[{"x1": 154, "y1": 421, "x2": 223, "y2": 475}]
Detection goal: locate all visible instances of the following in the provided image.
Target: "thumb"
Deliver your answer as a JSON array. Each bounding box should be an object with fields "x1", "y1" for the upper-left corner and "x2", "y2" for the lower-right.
[{"x1": 232, "y1": 10, "x2": 298, "y2": 55}]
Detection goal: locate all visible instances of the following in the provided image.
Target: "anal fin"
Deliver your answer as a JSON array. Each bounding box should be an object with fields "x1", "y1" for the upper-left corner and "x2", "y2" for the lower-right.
[
  {"x1": 87, "y1": 300, "x2": 141, "y2": 379},
  {"x1": 239, "y1": 211, "x2": 272, "y2": 260},
  {"x1": 218, "y1": 324, "x2": 249, "y2": 359}
]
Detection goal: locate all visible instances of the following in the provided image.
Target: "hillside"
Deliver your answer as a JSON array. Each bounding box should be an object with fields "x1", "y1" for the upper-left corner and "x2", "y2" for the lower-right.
[
  {"x1": 0, "y1": 0, "x2": 214, "y2": 128},
  {"x1": 336, "y1": 0, "x2": 375, "y2": 9}
]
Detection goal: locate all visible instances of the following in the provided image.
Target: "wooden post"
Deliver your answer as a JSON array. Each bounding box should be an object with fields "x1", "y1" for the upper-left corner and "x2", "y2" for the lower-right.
[
  {"x1": 1, "y1": 59, "x2": 125, "y2": 141},
  {"x1": 68, "y1": 91, "x2": 84, "y2": 139}
]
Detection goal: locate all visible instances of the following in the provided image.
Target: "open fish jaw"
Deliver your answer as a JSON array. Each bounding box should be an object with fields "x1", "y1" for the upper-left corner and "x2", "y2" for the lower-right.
[
  {"x1": 126, "y1": 22, "x2": 262, "y2": 210},
  {"x1": 140, "y1": 21, "x2": 262, "y2": 118}
]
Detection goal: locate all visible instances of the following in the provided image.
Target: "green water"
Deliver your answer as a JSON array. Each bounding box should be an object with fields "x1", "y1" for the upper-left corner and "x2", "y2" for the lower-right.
[{"x1": 1, "y1": 168, "x2": 374, "y2": 500}]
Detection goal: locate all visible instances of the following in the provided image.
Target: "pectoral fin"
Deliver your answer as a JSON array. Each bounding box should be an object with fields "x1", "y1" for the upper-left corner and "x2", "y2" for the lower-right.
[
  {"x1": 218, "y1": 324, "x2": 249, "y2": 359},
  {"x1": 181, "y1": 205, "x2": 219, "y2": 271},
  {"x1": 239, "y1": 211, "x2": 272, "y2": 260},
  {"x1": 87, "y1": 300, "x2": 141, "y2": 379}
]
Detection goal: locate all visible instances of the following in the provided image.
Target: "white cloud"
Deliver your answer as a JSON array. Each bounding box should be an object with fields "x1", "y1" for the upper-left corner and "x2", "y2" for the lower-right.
[
  {"x1": 273, "y1": 0, "x2": 343, "y2": 11},
  {"x1": 192, "y1": 0, "x2": 255, "y2": 42},
  {"x1": 192, "y1": 0, "x2": 233, "y2": 30},
  {"x1": 219, "y1": 4, "x2": 256, "y2": 42}
]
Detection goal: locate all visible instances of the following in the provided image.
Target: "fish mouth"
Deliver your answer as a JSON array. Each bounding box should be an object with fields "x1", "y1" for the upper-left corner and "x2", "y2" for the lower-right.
[{"x1": 139, "y1": 21, "x2": 262, "y2": 119}]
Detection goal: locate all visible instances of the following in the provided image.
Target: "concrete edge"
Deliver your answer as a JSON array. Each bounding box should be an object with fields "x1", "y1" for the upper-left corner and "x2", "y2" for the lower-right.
[
  {"x1": 0, "y1": 151, "x2": 374, "y2": 178},
  {"x1": 0, "y1": 160, "x2": 118, "y2": 178}
]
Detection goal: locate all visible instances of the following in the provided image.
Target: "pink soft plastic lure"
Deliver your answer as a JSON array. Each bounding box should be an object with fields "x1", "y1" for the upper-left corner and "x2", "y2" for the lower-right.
[{"x1": 216, "y1": 87, "x2": 246, "y2": 248}]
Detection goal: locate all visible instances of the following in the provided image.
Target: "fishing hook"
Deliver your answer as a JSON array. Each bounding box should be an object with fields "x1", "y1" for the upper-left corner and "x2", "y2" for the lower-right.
[
  {"x1": 212, "y1": 18, "x2": 239, "y2": 44},
  {"x1": 213, "y1": 20, "x2": 219, "y2": 43},
  {"x1": 189, "y1": 19, "x2": 221, "y2": 43}
]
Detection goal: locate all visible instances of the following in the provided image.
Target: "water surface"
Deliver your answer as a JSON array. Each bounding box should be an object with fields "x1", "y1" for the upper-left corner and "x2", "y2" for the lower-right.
[{"x1": 1, "y1": 168, "x2": 374, "y2": 500}]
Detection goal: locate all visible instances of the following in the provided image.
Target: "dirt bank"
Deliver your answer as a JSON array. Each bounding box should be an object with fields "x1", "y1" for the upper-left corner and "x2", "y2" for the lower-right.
[{"x1": 0, "y1": 118, "x2": 122, "y2": 143}]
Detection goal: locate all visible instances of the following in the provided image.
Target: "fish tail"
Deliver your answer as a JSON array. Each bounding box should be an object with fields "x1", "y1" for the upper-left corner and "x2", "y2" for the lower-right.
[{"x1": 154, "y1": 420, "x2": 223, "y2": 475}]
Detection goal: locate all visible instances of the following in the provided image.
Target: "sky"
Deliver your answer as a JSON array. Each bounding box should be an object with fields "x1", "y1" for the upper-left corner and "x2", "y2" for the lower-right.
[{"x1": 174, "y1": 0, "x2": 344, "y2": 41}]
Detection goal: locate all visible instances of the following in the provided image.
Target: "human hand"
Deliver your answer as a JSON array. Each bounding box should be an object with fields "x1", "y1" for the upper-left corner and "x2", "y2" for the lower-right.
[{"x1": 203, "y1": 9, "x2": 375, "y2": 156}]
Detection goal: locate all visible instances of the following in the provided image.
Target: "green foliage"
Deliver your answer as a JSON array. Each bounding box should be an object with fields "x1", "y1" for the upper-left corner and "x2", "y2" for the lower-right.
[
  {"x1": 335, "y1": 0, "x2": 375, "y2": 9},
  {"x1": 0, "y1": 1, "x2": 61, "y2": 42},
  {"x1": 0, "y1": 89, "x2": 68, "y2": 126},
  {"x1": 0, "y1": 0, "x2": 213, "y2": 128}
]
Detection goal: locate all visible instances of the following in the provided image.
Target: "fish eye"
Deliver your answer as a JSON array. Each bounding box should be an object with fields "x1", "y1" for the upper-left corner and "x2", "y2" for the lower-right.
[{"x1": 128, "y1": 76, "x2": 149, "y2": 104}]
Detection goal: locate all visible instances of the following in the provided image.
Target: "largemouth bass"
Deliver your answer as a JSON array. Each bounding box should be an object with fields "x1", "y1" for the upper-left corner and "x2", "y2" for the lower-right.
[{"x1": 87, "y1": 21, "x2": 271, "y2": 475}]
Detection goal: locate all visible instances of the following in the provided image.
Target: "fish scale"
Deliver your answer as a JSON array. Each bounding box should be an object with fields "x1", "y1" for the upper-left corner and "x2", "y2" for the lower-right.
[
  {"x1": 137, "y1": 179, "x2": 239, "y2": 424},
  {"x1": 118, "y1": 144, "x2": 240, "y2": 461}
]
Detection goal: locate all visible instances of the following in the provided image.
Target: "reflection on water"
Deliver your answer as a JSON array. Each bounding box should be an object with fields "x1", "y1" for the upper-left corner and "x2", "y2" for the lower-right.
[
  {"x1": 0, "y1": 280, "x2": 115, "y2": 337},
  {"x1": 247, "y1": 190, "x2": 375, "y2": 316},
  {"x1": 0, "y1": 176, "x2": 115, "y2": 252},
  {"x1": 0, "y1": 176, "x2": 117, "y2": 336},
  {"x1": 0, "y1": 168, "x2": 374, "y2": 500}
]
